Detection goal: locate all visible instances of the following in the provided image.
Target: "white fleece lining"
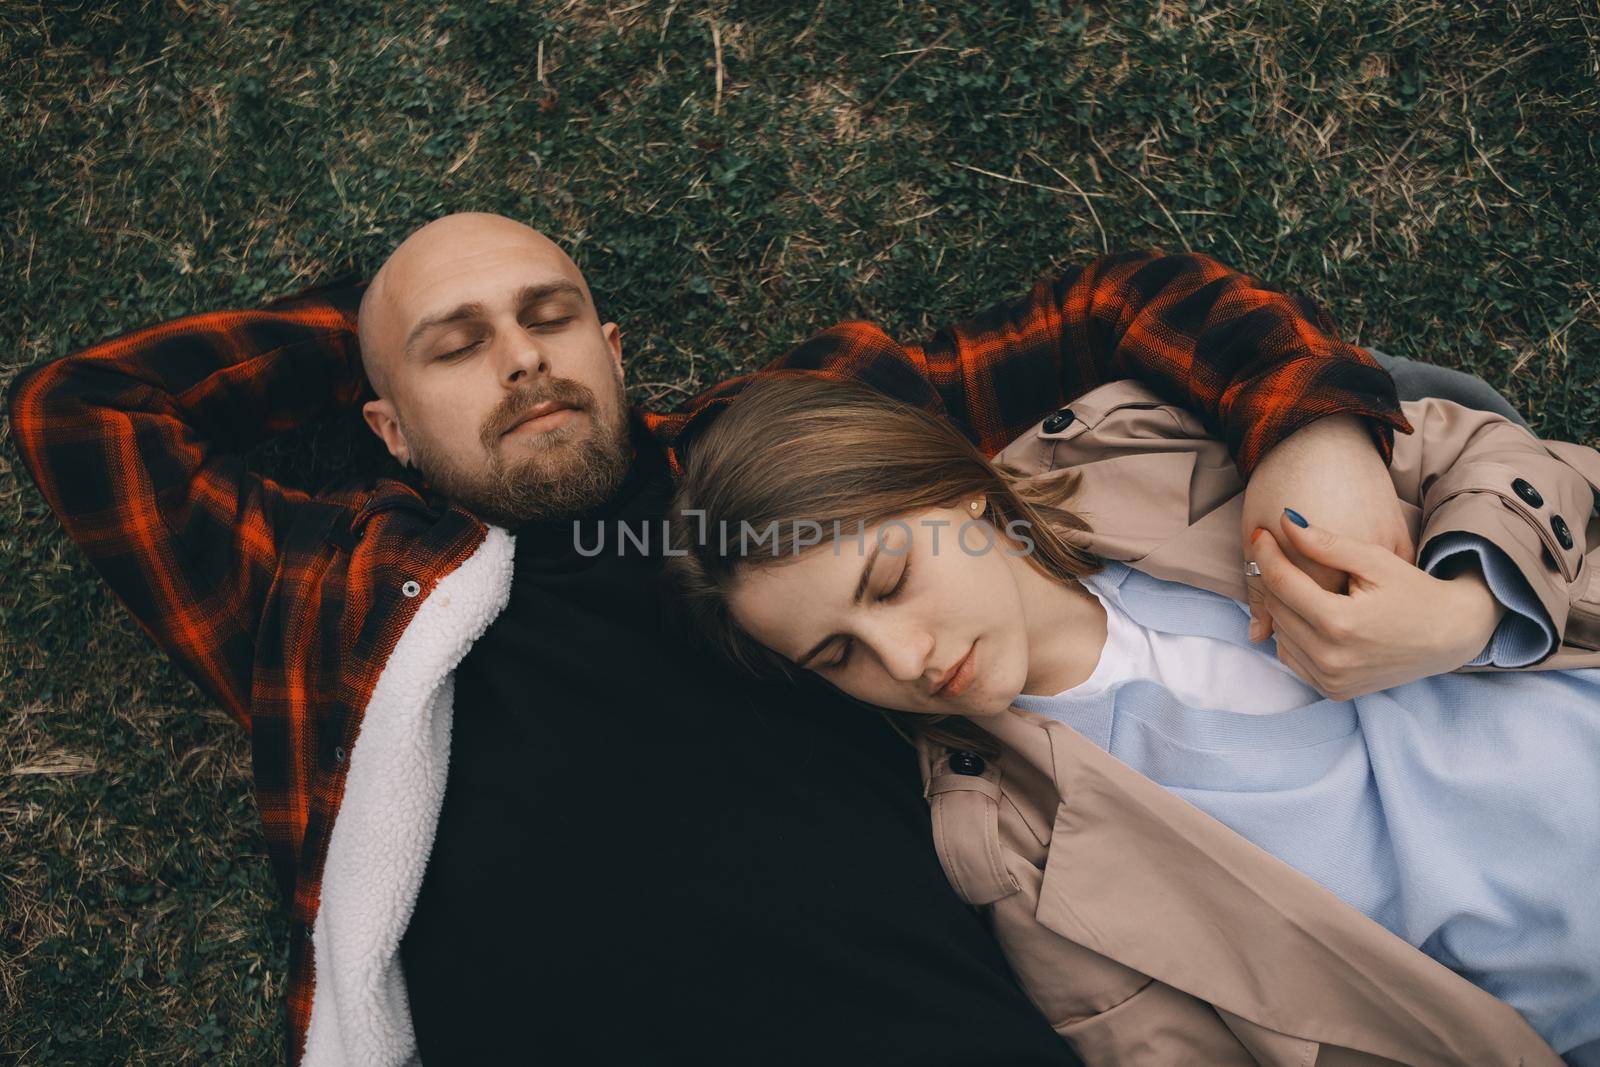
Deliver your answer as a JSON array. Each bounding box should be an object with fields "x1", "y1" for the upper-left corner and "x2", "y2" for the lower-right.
[{"x1": 303, "y1": 526, "x2": 515, "y2": 1067}]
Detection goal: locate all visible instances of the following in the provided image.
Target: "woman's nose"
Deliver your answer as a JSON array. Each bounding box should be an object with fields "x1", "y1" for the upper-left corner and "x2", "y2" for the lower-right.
[{"x1": 869, "y1": 622, "x2": 935, "y2": 684}]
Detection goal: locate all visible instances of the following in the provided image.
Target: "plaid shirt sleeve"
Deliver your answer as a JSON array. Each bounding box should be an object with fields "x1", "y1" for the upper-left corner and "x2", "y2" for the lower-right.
[
  {"x1": 11, "y1": 250, "x2": 1408, "y2": 732},
  {"x1": 649, "y1": 249, "x2": 1413, "y2": 475},
  {"x1": 6, "y1": 280, "x2": 368, "y2": 729}
]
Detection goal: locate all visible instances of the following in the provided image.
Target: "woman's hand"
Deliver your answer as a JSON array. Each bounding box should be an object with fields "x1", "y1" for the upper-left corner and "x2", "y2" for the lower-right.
[
  {"x1": 1247, "y1": 510, "x2": 1507, "y2": 700},
  {"x1": 1240, "y1": 414, "x2": 1413, "y2": 639}
]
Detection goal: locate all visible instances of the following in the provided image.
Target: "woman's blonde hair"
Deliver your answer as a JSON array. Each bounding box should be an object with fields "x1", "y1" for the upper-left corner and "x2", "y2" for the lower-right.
[{"x1": 664, "y1": 373, "x2": 1100, "y2": 755}]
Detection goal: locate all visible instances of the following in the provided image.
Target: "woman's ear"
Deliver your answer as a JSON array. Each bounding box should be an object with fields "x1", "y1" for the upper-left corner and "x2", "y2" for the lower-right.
[{"x1": 966, "y1": 493, "x2": 987, "y2": 519}]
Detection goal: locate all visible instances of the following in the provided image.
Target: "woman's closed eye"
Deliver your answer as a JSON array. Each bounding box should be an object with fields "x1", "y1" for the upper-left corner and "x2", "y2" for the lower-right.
[
  {"x1": 814, "y1": 551, "x2": 914, "y2": 671},
  {"x1": 882, "y1": 551, "x2": 913, "y2": 603}
]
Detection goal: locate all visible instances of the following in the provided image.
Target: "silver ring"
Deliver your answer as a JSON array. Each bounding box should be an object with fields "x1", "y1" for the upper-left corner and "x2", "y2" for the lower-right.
[{"x1": 1244, "y1": 561, "x2": 1262, "y2": 578}]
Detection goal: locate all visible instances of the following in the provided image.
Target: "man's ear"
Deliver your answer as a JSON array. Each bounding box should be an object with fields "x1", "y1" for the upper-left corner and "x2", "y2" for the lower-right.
[
  {"x1": 362, "y1": 398, "x2": 412, "y2": 468},
  {"x1": 602, "y1": 320, "x2": 623, "y2": 378}
]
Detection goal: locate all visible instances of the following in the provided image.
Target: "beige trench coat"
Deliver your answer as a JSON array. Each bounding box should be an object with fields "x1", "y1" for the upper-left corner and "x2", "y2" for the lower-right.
[{"x1": 918, "y1": 380, "x2": 1600, "y2": 1065}]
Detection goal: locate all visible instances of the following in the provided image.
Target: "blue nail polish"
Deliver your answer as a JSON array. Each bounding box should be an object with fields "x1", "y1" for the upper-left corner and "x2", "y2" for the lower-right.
[{"x1": 1284, "y1": 507, "x2": 1309, "y2": 528}]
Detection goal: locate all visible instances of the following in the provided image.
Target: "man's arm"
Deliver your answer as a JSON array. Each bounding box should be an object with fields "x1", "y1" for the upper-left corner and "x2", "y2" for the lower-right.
[
  {"x1": 899, "y1": 250, "x2": 1414, "y2": 472},
  {"x1": 6, "y1": 279, "x2": 368, "y2": 727},
  {"x1": 658, "y1": 249, "x2": 1413, "y2": 481}
]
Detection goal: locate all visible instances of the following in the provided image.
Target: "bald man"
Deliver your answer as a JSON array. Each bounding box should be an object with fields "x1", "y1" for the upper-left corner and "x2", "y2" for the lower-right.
[
  {"x1": 356, "y1": 213, "x2": 634, "y2": 524},
  {"x1": 21, "y1": 212, "x2": 1512, "y2": 1066}
]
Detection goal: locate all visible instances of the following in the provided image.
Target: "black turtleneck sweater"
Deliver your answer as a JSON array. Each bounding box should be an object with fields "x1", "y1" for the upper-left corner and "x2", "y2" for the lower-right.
[{"x1": 399, "y1": 412, "x2": 1080, "y2": 1065}]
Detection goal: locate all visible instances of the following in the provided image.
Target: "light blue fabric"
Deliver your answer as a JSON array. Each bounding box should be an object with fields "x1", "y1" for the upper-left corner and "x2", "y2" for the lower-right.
[
  {"x1": 1011, "y1": 561, "x2": 1600, "y2": 1062},
  {"x1": 1420, "y1": 531, "x2": 1557, "y2": 667}
]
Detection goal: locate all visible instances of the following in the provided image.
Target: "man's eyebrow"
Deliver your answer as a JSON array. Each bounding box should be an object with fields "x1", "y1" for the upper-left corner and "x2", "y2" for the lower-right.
[
  {"x1": 793, "y1": 539, "x2": 883, "y2": 668},
  {"x1": 403, "y1": 280, "x2": 586, "y2": 359}
]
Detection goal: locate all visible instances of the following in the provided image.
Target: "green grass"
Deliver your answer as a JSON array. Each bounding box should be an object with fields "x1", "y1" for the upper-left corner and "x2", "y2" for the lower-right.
[{"x1": 3, "y1": 0, "x2": 1597, "y2": 1062}]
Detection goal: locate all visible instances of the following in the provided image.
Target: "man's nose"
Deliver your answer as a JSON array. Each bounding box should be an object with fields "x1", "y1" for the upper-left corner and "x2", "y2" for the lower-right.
[{"x1": 499, "y1": 327, "x2": 550, "y2": 385}]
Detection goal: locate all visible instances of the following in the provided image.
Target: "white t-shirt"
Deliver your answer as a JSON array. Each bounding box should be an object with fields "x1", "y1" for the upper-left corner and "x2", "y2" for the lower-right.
[{"x1": 1016, "y1": 573, "x2": 1320, "y2": 714}]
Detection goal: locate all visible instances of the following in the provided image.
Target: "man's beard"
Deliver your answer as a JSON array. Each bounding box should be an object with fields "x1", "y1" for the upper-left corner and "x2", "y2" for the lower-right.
[{"x1": 406, "y1": 376, "x2": 633, "y2": 527}]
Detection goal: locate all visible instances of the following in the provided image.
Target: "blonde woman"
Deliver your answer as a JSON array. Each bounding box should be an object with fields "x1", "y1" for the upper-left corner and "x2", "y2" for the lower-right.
[{"x1": 664, "y1": 373, "x2": 1600, "y2": 1066}]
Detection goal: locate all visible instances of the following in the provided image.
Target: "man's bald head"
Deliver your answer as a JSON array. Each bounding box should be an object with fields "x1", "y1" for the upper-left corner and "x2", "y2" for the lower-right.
[
  {"x1": 357, "y1": 212, "x2": 593, "y2": 401},
  {"x1": 355, "y1": 211, "x2": 631, "y2": 525}
]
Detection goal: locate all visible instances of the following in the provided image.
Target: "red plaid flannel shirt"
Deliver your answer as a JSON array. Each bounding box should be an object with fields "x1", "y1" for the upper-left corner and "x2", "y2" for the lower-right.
[{"x1": 6, "y1": 249, "x2": 1411, "y2": 1063}]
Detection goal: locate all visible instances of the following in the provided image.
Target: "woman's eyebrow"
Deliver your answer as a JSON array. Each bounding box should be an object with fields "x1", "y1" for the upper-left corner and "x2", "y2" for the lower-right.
[{"x1": 794, "y1": 539, "x2": 885, "y2": 667}]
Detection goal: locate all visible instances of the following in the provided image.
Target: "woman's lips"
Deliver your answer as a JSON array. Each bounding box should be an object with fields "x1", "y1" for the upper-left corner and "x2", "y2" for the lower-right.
[{"x1": 933, "y1": 641, "x2": 978, "y2": 699}]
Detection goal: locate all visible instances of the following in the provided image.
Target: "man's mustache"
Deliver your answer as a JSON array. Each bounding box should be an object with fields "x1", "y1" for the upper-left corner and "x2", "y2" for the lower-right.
[{"x1": 488, "y1": 378, "x2": 596, "y2": 439}]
